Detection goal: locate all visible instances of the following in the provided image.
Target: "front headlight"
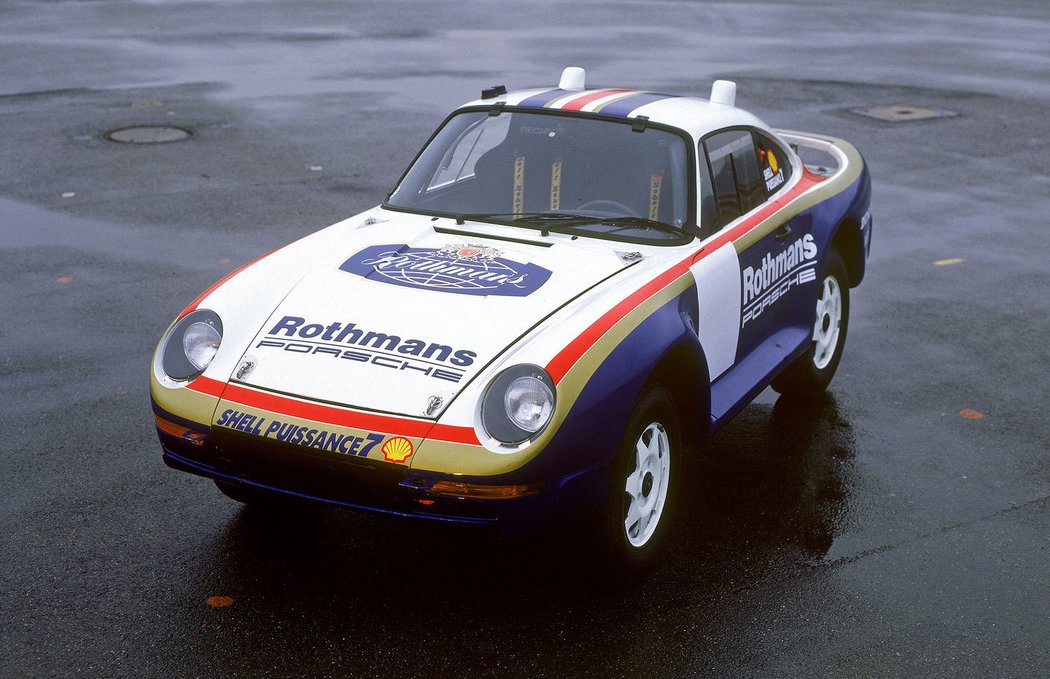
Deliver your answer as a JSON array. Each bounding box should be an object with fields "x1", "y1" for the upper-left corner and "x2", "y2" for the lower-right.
[
  {"x1": 160, "y1": 309, "x2": 223, "y2": 381},
  {"x1": 481, "y1": 364, "x2": 556, "y2": 445}
]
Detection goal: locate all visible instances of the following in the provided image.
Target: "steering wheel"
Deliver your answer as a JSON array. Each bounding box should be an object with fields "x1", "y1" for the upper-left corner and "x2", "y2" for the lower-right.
[{"x1": 575, "y1": 199, "x2": 640, "y2": 217}]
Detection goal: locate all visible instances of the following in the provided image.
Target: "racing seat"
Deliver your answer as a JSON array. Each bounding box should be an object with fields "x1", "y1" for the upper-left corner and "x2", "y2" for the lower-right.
[
  {"x1": 472, "y1": 145, "x2": 569, "y2": 216},
  {"x1": 471, "y1": 124, "x2": 682, "y2": 226}
]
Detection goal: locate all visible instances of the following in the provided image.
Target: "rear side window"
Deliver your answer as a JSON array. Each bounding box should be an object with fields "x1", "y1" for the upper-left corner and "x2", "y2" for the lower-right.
[
  {"x1": 754, "y1": 132, "x2": 792, "y2": 197},
  {"x1": 702, "y1": 130, "x2": 764, "y2": 229}
]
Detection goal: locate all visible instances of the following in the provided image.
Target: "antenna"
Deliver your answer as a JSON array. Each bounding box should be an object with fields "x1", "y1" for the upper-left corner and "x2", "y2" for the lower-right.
[
  {"x1": 710, "y1": 80, "x2": 737, "y2": 106},
  {"x1": 559, "y1": 67, "x2": 586, "y2": 90}
]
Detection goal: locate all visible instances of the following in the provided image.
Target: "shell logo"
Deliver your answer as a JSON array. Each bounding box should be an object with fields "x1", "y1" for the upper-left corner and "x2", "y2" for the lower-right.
[
  {"x1": 768, "y1": 152, "x2": 779, "y2": 174},
  {"x1": 381, "y1": 436, "x2": 414, "y2": 464}
]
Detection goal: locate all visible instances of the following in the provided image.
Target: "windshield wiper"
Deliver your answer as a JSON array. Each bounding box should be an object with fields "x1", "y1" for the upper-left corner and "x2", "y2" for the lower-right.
[
  {"x1": 587, "y1": 216, "x2": 685, "y2": 236},
  {"x1": 455, "y1": 211, "x2": 592, "y2": 225},
  {"x1": 453, "y1": 212, "x2": 689, "y2": 238},
  {"x1": 453, "y1": 211, "x2": 595, "y2": 235}
]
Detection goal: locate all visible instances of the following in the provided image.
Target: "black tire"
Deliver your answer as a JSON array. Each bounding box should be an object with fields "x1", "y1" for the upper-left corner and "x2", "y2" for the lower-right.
[
  {"x1": 772, "y1": 249, "x2": 850, "y2": 397},
  {"x1": 604, "y1": 385, "x2": 680, "y2": 574}
]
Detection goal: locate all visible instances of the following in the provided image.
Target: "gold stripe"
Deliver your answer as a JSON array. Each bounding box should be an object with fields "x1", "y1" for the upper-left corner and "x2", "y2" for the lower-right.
[
  {"x1": 590, "y1": 91, "x2": 641, "y2": 113},
  {"x1": 410, "y1": 273, "x2": 695, "y2": 476},
  {"x1": 732, "y1": 208, "x2": 790, "y2": 254},
  {"x1": 410, "y1": 136, "x2": 866, "y2": 476},
  {"x1": 544, "y1": 91, "x2": 585, "y2": 109},
  {"x1": 150, "y1": 370, "x2": 220, "y2": 427}
]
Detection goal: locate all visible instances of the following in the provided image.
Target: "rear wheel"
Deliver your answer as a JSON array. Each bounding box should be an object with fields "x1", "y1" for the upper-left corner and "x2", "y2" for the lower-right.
[
  {"x1": 605, "y1": 385, "x2": 679, "y2": 573},
  {"x1": 772, "y1": 249, "x2": 850, "y2": 396}
]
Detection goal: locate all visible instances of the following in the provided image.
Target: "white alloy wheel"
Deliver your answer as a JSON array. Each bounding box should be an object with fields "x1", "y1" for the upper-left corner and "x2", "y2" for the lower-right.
[
  {"x1": 812, "y1": 275, "x2": 842, "y2": 370},
  {"x1": 772, "y1": 249, "x2": 849, "y2": 397},
  {"x1": 623, "y1": 421, "x2": 671, "y2": 548}
]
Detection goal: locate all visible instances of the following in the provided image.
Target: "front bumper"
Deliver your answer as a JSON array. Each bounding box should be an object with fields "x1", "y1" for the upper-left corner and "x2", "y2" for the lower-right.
[{"x1": 157, "y1": 426, "x2": 603, "y2": 537}]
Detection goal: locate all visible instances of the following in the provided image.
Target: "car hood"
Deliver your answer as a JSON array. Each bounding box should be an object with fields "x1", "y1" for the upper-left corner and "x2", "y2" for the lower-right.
[{"x1": 232, "y1": 213, "x2": 635, "y2": 418}]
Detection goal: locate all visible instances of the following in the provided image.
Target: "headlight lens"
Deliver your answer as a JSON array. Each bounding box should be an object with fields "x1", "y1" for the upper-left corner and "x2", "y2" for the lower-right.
[
  {"x1": 505, "y1": 376, "x2": 554, "y2": 433},
  {"x1": 183, "y1": 321, "x2": 221, "y2": 370},
  {"x1": 160, "y1": 309, "x2": 223, "y2": 381},
  {"x1": 481, "y1": 365, "x2": 556, "y2": 445}
]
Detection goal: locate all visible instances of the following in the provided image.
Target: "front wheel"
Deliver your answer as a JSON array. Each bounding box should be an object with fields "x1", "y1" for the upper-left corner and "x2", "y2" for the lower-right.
[
  {"x1": 605, "y1": 385, "x2": 679, "y2": 573},
  {"x1": 772, "y1": 249, "x2": 850, "y2": 396}
]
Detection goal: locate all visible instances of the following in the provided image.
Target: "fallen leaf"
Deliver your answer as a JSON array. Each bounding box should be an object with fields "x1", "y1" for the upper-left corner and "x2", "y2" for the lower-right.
[{"x1": 207, "y1": 596, "x2": 235, "y2": 608}]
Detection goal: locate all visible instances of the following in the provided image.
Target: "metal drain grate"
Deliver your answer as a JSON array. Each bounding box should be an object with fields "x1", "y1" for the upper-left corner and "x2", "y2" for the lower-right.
[
  {"x1": 105, "y1": 126, "x2": 192, "y2": 143},
  {"x1": 851, "y1": 105, "x2": 957, "y2": 122}
]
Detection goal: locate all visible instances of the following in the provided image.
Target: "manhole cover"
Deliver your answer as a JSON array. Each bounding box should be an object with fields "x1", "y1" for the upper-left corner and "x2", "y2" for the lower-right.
[
  {"x1": 104, "y1": 125, "x2": 192, "y2": 143},
  {"x1": 851, "y1": 105, "x2": 957, "y2": 122}
]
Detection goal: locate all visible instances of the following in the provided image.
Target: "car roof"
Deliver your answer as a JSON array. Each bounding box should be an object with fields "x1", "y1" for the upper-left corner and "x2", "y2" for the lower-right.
[{"x1": 457, "y1": 74, "x2": 776, "y2": 142}]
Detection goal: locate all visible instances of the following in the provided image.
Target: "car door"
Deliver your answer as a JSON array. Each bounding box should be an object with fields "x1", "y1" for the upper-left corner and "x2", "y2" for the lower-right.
[
  {"x1": 752, "y1": 131, "x2": 818, "y2": 333},
  {"x1": 700, "y1": 128, "x2": 785, "y2": 363}
]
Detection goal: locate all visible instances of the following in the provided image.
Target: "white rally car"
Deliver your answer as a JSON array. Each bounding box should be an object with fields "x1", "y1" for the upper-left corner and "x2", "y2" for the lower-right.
[{"x1": 151, "y1": 68, "x2": 871, "y2": 568}]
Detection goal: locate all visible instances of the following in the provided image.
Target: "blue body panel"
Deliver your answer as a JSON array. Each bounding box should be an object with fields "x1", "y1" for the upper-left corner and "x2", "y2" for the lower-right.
[{"x1": 707, "y1": 169, "x2": 872, "y2": 431}]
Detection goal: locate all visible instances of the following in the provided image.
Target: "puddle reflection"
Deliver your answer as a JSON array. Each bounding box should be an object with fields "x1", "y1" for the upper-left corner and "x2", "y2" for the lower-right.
[{"x1": 679, "y1": 391, "x2": 857, "y2": 561}]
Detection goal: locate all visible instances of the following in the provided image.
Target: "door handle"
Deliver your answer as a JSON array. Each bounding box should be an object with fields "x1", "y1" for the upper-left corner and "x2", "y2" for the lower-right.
[{"x1": 774, "y1": 225, "x2": 792, "y2": 240}]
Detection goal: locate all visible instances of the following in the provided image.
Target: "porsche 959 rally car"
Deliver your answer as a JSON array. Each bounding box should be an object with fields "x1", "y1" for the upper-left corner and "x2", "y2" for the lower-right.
[{"x1": 151, "y1": 67, "x2": 871, "y2": 568}]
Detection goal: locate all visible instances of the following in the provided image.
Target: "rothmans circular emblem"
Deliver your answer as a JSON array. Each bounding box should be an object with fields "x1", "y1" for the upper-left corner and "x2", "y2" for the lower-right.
[{"x1": 339, "y1": 243, "x2": 553, "y2": 297}]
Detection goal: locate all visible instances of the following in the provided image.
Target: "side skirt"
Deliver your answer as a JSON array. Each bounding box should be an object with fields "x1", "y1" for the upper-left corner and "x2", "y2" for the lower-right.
[{"x1": 709, "y1": 325, "x2": 810, "y2": 430}]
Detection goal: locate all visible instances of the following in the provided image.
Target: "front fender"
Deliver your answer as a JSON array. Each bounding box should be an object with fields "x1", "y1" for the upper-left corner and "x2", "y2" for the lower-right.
[{"x1": 517, "y1": 287, "x2": 708, "y2": 482}]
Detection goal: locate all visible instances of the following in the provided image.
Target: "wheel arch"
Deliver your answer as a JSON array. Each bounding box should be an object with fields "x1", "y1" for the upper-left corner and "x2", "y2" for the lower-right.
[
  {"x1": 644, "y1": 339, "x2": 711, "y2": 448},
  {"x1": 830, "y1": 217, "x2": 866, "y2": 287}
]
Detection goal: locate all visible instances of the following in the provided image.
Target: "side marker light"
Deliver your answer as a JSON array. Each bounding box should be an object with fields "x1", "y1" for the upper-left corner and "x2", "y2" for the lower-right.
[
  {"x1": 154, "y1": 415, "x2": 208, "y2": 445},
  {"x1": 426, "y1": 480, "x2": 545, "y2": 500}
]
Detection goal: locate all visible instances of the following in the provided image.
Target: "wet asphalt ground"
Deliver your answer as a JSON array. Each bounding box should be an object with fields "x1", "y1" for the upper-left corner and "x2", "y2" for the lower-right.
[{"x1": 1, "y1": 0, "x2": 1048, "y2": 676}]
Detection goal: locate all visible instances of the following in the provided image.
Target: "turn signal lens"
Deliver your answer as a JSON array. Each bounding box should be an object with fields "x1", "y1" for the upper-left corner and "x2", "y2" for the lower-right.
[
  {"x1": 154, "y1": 414, "x2": 208, "y2": 445},
  {"x1": 427, "y1": 480, "x2": 545, "y2": 500}
]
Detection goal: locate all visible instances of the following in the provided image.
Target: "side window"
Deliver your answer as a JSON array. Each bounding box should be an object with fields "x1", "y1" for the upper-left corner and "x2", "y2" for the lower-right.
[
  {"x1": 703, "y1": 130, "x2": 764, "y2": 228},
  {"x1": 754, "y1": 133, "x2": 792, "y2": 197}
]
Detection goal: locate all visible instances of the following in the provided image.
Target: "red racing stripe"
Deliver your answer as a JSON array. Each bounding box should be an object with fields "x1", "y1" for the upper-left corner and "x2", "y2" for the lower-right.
[
  {"x1": 559, "y1": 89, "x2": 631, "y2": 111},
  {"x1": 186, "y1": 375, "x2": 227, "y2": 397},
  {"x1": 177, "y1": 245, "x2": 287, "y2": 320},
  {"x1": 188, "y1": 378, "x2": 480, "y2": 445},
  {"x1": 544, "y1": 173, "x2": 825, "y2": 383}
]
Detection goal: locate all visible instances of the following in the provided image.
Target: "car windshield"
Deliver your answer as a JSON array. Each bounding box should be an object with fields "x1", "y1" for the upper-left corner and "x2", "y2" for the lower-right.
[{"x1": 386, "y1": 110, "x2": 694, "y2": 243}]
